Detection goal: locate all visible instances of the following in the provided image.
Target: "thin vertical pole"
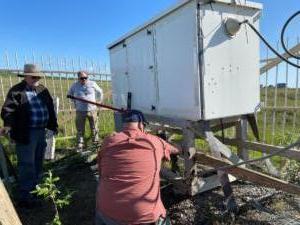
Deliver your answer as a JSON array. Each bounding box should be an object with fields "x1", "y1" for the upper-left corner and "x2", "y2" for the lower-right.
[
  {"x1": 262, "y1": 48, "x2": 269, "y2": 143},
  {"x1": 271, "y1": 42, "x2": 279, "y2": 144},
  {"x1": 65, "y1": 57, "x2": 74, "y2": 135},
  {"x1": 14, "y1": 52, "x2": 21, "y2": 82},
  {"x1": 41, "y1": 55, "x2": 48, "y2": 87},
  {"x1": 71, "y1": 58, "x2": 77, "y2": 136},
  {"x1": 282, "y1": 38, "x2": 289, "y2": 136},
  {"x1": 293, "y1": 37, "x2": 299, "y2": 133},
  {"x1": 57, "y1": 57, "x2": 67, "y2": 136},
  {"x1": 5, "y1": 53, "x2": 13, "y2": 89},
  {"x1": 0, "y1": 53, "x2": 5, "y2": 101},
  {"x1": 48, "y1": 56, "x2": 57, "y2": 97}
]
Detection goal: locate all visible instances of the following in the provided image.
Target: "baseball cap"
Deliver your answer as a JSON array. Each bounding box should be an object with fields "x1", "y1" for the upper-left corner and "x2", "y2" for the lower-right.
[{"x1": 121, "y1": 110, "x2": 148, "y2": 125}]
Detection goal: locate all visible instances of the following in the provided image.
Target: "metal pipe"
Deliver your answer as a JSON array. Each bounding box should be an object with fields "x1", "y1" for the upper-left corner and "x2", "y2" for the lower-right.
[{"x1": 67, "y1": 95, "x2": 126, "y2": 112}]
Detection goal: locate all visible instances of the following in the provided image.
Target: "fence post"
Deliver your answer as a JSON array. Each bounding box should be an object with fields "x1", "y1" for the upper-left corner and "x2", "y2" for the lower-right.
[
  {"x1": 236, "y1": 116, "x2": 248, "y2": 161},
  {"x1": 45, "y1": 97, "x2": 59, "y2": 160}
]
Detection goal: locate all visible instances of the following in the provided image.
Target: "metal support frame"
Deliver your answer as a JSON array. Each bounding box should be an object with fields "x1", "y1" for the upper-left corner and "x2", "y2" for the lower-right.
[
  {"x1": 145, "y1": 113, "x2": 239, "y2": 210},
  {"x1": 236, "y1": 116, "x2": 249, "y2": 161}
]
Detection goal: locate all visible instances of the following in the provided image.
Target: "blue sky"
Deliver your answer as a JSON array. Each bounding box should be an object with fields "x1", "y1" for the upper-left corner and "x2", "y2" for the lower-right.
[{"x1": 0, "y1": 0, "x2": 299, "y2": 69}]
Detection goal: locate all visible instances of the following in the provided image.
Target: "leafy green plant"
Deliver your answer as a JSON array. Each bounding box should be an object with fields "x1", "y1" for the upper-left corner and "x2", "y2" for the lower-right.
[
  {"x1": 280, "y1": 159, "x2": 300, "y2": 184},
  {"x1": 32, "y1": 170, "x2": 73, "y2": 225}
]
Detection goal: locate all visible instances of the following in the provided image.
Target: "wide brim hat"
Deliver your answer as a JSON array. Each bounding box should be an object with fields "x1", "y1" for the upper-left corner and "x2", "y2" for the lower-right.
[{"x1": 18, "y1": 64, "x2": 45, "y2": 77}]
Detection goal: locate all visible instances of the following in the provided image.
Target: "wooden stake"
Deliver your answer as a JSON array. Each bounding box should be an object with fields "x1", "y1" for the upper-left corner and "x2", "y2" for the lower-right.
[{"x1": 0, "y1": 179, "x2": 22, "y2": 225}]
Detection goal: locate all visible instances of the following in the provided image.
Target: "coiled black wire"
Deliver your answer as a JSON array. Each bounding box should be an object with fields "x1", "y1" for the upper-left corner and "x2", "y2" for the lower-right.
[
  {"x1": 241, "y1": 11, "x2": 300, "y2": 69},
  {"x1": 281, "y1": 11, "x2": 300, "y2": 60}
]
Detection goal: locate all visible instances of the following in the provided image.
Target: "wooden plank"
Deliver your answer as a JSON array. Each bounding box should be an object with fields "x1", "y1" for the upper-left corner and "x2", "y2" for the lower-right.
[
  {"x1": 0, "y1": 179, "x2": 22, "y2": 225},
  {"x1": 262, "y1": 106, "x2": 300, "y2": 112},
  {"x1": 160, "y1": 167, "x2": 236, "y2": 195},
  {"x1": 219, "y1": 137, "x2": 300, "y2": 161},
  {"x1": 190, "y1": 173, "x2": 236, "y2": 195},
  {"x1": 205, "y1": 131, "x2": 242, "y2": 164},
  {"x1": 194, "y1": 153, "x2": 300, "y2": 195},
  {"x1": 260, "y1": 43, "x2": 300, "y2": 74}
]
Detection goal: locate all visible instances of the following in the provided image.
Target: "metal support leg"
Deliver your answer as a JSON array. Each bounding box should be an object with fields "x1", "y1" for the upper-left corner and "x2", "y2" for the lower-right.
[
  {"x1": 203, "y1": 121, "x2": 238, "y2": 212},
  {"x1": 182, "y1": 128, "x2": 202, "y2": 195},
  {"x1": 182, "y1": 128, "x2": 196, "y2": 178},
  {"x1": 236, "y1": 116, "x2": 249, "y2": 161}
]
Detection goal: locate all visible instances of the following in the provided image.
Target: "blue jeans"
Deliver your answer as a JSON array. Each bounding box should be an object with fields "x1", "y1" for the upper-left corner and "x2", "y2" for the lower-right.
[
  {"x1": 95, "y1": 211, "x2": 121, "y2": 225},
  {"x1": 95, "y1": 211, "x2": 170, "y2": 225},
  {"x1": 15, "y1": 128, "x2": 47, "y2": 200}
]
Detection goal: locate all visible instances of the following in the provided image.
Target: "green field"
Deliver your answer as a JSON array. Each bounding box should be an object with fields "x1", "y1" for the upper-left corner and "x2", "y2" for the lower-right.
[
  {"x1": 258, "y1": 87, "x2": 300, "y2": 145},
  {"x1": 1, "y1": 72, "x2": 300, "y2": 180},
  {"x1": 0, "y1": 72, "x2": 114, "y2": 141},
  {"x1": 1, "y1": 72, "x2": 299, "y2": 148}
]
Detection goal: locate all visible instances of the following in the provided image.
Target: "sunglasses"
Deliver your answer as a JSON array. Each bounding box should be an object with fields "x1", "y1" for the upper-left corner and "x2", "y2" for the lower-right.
[
  {"x1": 30, "y1": 76, "x2": 41, "y2": 80},
  {"x1": 79, "y1": 77, "x2": 88, "y2": 80}
]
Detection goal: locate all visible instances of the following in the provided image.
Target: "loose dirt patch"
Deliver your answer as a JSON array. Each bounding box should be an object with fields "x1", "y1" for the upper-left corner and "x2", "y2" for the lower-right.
[{"x1": 14, "y1": 151, "x2": 300, "y2": 225}]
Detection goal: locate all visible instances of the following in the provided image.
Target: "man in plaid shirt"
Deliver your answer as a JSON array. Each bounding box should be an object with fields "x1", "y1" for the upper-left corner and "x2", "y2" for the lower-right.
[
  {"x1": 0, "y1": 64, "x2": 58, "y2": 208},
  {"x1": 26, "y1": 85, "x2": 50, "y2": 128}
]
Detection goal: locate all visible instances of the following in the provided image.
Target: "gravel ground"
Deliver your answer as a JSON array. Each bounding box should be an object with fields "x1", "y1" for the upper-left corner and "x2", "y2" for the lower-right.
[
  {"x1": 14, "y1": 152, "x2": 300, "y2": 225},
  {"x1": 163, "y1": 181, "x2": 300, "y2": 225}
]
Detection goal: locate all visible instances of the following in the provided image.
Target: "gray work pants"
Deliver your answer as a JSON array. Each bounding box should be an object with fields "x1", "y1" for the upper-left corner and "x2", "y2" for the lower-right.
[{"x1": 75, "y1": 110, "x2": 99, "y2": 144}]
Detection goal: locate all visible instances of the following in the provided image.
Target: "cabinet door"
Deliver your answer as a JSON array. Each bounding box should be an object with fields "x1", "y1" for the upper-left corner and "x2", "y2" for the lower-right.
[
  {"x1": 126, "y1": 28, "x2": 157, "y2": 113},
  {"x1": 110, "y1": 44, "x2": 129, "y2": 109},
  {"x1": 155, "y1": 2, "x2": 201, "y2": 120}
]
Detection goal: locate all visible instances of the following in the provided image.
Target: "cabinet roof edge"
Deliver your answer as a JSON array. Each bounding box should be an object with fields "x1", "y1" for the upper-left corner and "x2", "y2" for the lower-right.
[{"x1": 107, "y1": 0, "x2": 262, "y2": 50}]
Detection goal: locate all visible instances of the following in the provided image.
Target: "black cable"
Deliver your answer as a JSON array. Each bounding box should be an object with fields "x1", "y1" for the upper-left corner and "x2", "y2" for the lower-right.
[
  {"x1": 281, "y1": 11, "x2": 300, "y2": 60},
  {"x1": 241, "y1": 20, "x2": 300, "y2": 69}
]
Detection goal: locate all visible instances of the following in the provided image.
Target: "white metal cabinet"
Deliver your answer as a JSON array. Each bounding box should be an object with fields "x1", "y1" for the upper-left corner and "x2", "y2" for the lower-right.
[
  {"x1": 201, "y1": 3, "x2": 261, "y2": 120},
  {"x1": 109, "y1": 0, "x2": 262, "y2": 121}
]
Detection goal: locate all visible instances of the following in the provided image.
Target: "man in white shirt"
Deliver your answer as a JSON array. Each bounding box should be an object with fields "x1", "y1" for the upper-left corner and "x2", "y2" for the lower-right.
[{"x1": 68, "y1": 71, "x2": 103, "y2": 149}]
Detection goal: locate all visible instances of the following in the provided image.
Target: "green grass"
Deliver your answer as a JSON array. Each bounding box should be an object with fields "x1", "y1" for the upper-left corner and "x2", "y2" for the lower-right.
[
  {"x1": 1, "y1": 73, "x2": 299, "y2": 152},
  {"x1": 0, "y1": 72, "x2": 113, "y2": 138},
  {"x1": 0, "y1": 72, "x2": 114, "y2": 159},
  {"x1": 258, "y1": 87, "x2": 300, "y2": 144}
]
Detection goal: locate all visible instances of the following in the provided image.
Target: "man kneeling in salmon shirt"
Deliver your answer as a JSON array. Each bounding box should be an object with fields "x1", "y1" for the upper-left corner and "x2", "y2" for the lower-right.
[{"x1": 96, "y1": 110, "x2": 181, "y2": 225}]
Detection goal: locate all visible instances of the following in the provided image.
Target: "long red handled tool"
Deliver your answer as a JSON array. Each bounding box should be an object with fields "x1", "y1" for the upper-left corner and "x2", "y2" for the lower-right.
[{"x1": 67, "y1": 95, "x2": 126, "y2": 112}]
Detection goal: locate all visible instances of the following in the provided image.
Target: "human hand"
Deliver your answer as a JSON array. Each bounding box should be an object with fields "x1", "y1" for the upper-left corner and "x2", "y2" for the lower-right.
[
  {"x1": 171, "y1": 143, "x2": 183, "y2": 155},
  {"x1": 0, "y1": 127, "x2": 11, "y2": 136}
]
